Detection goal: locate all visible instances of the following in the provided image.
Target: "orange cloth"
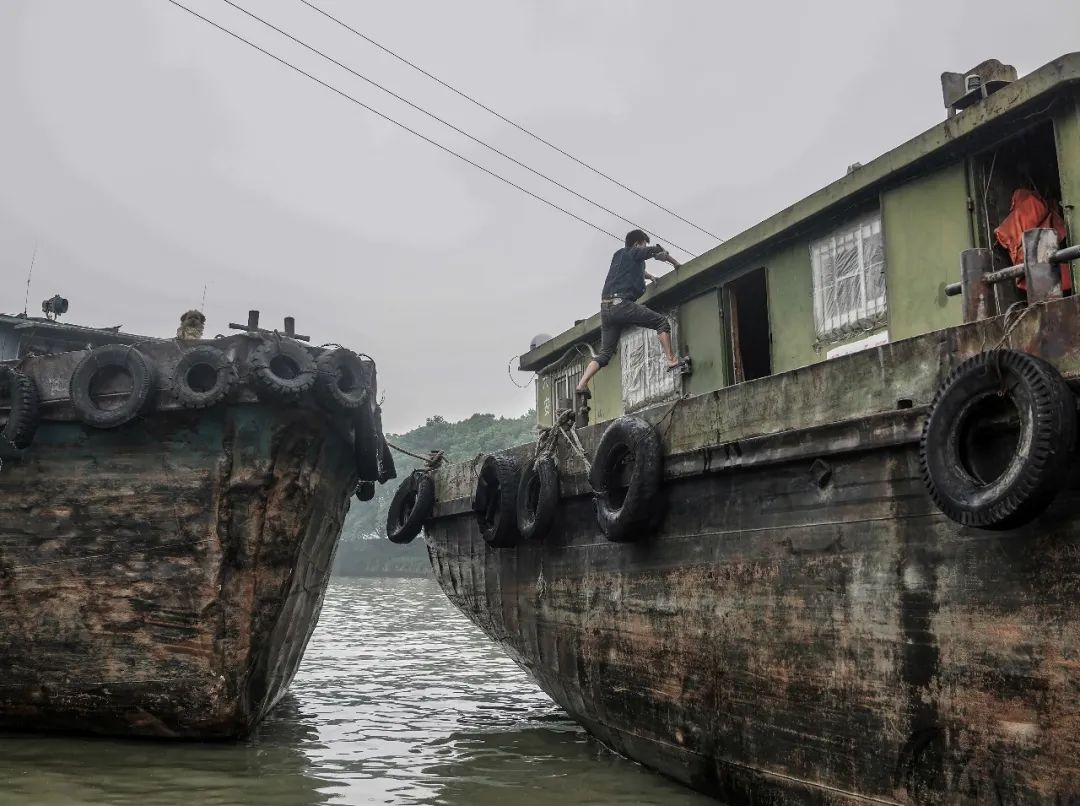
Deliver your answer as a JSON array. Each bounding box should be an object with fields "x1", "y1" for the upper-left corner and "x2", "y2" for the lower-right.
[{"x1": 994, "y1": 188, "x2": 1071, "y2": 292}]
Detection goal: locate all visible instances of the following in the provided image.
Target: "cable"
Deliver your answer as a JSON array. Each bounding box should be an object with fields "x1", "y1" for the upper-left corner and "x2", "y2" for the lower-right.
[
  {"x1": 165, "y1": 0, "x2": 624, "y2": 243},
  {"x1": 299, "y1": 0, "x2": 725, "y2": 244},
  {"x1": 507, "y1": 354, "x2": 535, "y2": 389},
  {"x1": 217, "y1": 0, "x2": 693, "y2": 257}
]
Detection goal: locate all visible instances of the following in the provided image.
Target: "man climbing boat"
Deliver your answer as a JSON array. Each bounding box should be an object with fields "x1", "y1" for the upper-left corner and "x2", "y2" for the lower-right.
[{"x1": 574, "y1": 229, "x2": 686, "y2": 400}]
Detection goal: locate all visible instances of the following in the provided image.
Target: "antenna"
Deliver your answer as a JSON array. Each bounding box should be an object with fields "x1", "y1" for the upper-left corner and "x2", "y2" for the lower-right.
[
  {"x1": 22, "y1": 241, "x2": 38, "y2": 316},
  {"x1": 201, "y1": 283, "x2": 207, "y2": 311}
]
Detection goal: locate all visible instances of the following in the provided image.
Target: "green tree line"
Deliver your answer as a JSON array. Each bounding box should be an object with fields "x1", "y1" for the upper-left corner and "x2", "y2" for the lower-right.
[{"x1": 333, "y1": 410, "x2": 536, "y2": 577}]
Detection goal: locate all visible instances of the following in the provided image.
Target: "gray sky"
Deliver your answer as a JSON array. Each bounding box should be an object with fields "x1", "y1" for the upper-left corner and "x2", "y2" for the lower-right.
[{"x1": 2, "y1": 1, "x2": 1078, "y2": 432}]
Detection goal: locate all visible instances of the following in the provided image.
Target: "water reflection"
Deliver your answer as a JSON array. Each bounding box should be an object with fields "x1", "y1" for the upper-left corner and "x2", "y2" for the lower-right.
[{"x1": 0, "y1": 577, "x2": 711, "y2": 805}]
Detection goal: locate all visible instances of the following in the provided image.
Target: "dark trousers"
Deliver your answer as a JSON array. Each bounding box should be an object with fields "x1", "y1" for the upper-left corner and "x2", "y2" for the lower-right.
[{"x1": 595, "y1": 300, "x2": 670, "y2": 367}]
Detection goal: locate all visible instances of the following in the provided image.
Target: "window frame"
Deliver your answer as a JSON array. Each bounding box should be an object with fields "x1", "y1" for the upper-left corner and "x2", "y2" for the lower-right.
[
  {"x1": 809, "y1": 212, "x2": 887, "y2": 340},
  {"x1": 543, "y1": 359, "x2": 585, "y2": 423}
]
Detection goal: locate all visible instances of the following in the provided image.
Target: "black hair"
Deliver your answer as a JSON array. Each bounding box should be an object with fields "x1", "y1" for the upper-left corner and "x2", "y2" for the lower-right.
[{"x1": 624, "y1": 229, "x2": 650, "y2": 248}]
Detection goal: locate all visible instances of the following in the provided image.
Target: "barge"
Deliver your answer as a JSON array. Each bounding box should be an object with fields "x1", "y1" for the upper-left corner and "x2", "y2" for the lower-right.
[
  {"x1": 0, "y1": 309, "x2": 390, "y2": 738},
  {"x1": 405, "y1": 54, "x2": 1080, "y2": 801}
]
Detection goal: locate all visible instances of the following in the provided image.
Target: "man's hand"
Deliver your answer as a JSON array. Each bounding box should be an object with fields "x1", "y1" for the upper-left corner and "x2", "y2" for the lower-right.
[{"x1": 656, "y1": 249, "x2": 681, "y2": 269}]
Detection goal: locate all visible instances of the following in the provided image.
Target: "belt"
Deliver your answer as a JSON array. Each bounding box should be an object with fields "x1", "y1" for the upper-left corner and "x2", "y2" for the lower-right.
[{"x1": 601, "y1": 297, "x2": 627, "y2": 306}]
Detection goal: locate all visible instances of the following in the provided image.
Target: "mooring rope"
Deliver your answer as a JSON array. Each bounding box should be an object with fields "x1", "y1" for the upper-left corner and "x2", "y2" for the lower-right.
[{"x1": 386, "y1": 440, "x2": 447, "y2": 471}]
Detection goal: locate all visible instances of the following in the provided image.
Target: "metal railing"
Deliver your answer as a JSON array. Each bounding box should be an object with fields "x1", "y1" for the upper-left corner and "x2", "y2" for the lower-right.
[{"x1": 944, "y1": 229, "x2": 1079, "y2": 324}]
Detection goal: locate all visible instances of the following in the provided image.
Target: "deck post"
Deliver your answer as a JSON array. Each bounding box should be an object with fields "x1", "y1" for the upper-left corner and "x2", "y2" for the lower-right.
[
  {"x1": 1023, "y1": 228, "x2": 1063, "y2": 305},
  {"x1": 960, "y1": 248, "x2": 994, "y2": 323}
]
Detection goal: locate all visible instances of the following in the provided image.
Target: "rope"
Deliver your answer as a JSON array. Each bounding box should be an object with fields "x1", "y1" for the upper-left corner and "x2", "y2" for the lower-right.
[
  {"x1": 553, "y1": 409, "x2": 591, "y2": 472},
  {"x1": 993, "y1": 300, "x2": 1037, "y2": 351},
  {"x1": 656, "y1": 394, "x2": 688, "y2": 437},
  {"x1": 386, "y1": 440, "x2": 447, "y2": 471},
  {"x1": 985, "y1": 301, "x2": 1039, "y2": 392},
  {"x1": 507, "y1": 354, "x2": 535, "y2": 390}
]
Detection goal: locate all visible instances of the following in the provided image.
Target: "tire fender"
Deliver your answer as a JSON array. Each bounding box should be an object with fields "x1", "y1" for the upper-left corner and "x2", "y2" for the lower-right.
[
  {"x1": 919, "y1": 349, "x2": 1077, "y2": 530},
  {"x1": 590, "y1": 415, "x2": 663, "y2": 542},
  {"x1": 172, "y1": 345, "x2": 237, "y2": 409},
  {"x1": 516, "y1": 455, "x2": 559, "y2": 541},
  {"x1": 355, "y1": 480, "x2": 376, "y2": 502},
  {"x1": 353, "y1": 403, "x2": 381, "y2": 482},
  {"x1": 386, "y1": 471, "x2": 435, "y2": 544},
  {"x1": 0, "y1": 366, "x2": 39, "y2": 449},
  {"x1": 473, "y1": 454, "x2": 521, "y2": 548},
  {"x1": 250, "y1": 338, "x2": 316, "y2": 402},
  {"x1": 315, "y1": 348, "x2": 371, "y2": 413},
  {"x1": 69, "y1": 344, "x2": 156, "y2": 429}
]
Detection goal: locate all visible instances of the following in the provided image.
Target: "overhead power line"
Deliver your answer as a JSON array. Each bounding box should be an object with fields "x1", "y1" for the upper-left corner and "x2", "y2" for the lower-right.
[
  {"x1": 299, "y1": 0, "x2": 725, "y2": 244},
  {"x1": 165, "y1": 0, "x2": 623, "y2": 243},
  {"x1": 218, "y1": 0, "x2": 693, "y2": 256}
]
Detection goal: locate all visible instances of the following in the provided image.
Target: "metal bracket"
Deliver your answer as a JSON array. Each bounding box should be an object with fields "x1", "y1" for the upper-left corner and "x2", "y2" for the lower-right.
[{"x1": 227, "y1": 310, "x2": 311, "y2": 342}]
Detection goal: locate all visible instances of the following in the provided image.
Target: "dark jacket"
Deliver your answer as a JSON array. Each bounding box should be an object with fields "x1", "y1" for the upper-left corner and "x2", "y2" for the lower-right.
[{"x1": 601, "y1": 245, "x2": 665, "y2": 301}]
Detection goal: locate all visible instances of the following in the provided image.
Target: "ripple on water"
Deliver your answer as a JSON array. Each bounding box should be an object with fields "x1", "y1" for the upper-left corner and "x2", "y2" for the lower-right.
[{"x1": 0, "y1": 576, "x2": 714, "y2": 805}]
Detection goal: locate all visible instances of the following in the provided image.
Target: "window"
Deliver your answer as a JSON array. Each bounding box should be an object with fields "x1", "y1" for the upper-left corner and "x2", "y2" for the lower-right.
[
  {"x1": 620, "y1": 311, "x2": 679, "y2": 412},
  {"x1": 810, "y1": 213, "x2": 887, "y2": 341},
  {"x1": 542, "y1": 359, "x2": 585, "y2": 423}
]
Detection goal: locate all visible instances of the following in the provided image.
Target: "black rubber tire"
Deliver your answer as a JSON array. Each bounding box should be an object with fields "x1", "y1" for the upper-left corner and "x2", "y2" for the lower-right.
[
  {"x1": 386, "y1": 472, "x2": 434, "y2": 544},
  {"x1": 516, "y1": 455, "x2": 559, "y2": 541},
  {"x1": 353, "y1": 404, "x2": 381, "y2": 482},
  {"x1": 590, "y1": 415, "x2": 663, "y2": 542},
  {"x1": 69, "y1": 344, "x2": 156, "y2": 429},
  {"x1": 473, "y1": 454, "x2": 521, "y2": 548},
  {"x1": 919, "y1": 349, "x2": 1077, "y2": 530},
  {"x1": 314, "y1": 349, "x2": 370, "y2": 413},
  {"x1": 355, "y1": 480, "x2": 375, "y2": 502},
  {"x1": 250, "y1": 339, "x2": 316, "y2": 402},
  {"x1": 0, "y1": 366, "x2": 39, "y2": 450},
  {"x1": 172, "y1": 345, "x2": 237, "y2": 409},
  {"x1": 378, "y1": 434, "x2": 398, "y2": 484}
]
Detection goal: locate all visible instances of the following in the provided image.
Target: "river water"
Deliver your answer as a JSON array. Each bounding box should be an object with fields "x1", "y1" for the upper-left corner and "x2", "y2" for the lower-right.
[{"x1": 0, "y1": 577, "x2": 714, "y2": 805}]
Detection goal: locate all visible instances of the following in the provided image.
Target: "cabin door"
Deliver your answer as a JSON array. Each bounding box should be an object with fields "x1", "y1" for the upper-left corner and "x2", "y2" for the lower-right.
[{"x1": 724, "y1": 268, "x2": 772, "y2": 384}]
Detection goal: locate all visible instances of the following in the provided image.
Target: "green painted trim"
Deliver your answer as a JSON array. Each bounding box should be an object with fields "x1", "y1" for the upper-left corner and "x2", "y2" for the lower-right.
[{"x1": 1057, "y1": 96, "x2": 1080, "y2": 291}]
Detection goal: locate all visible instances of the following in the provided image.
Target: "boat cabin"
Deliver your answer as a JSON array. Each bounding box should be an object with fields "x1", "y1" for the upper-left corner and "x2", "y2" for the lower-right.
[{"x1": 521, "y1": 53, "x2": 1080, "y2": 427}]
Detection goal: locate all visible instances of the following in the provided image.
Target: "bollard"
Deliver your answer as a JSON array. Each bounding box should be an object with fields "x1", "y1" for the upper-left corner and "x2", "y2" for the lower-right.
[
  {"x1": 959, "y1": 249, "x2": 993, "y2": 323},
  {"x1": 1023, "y1": 228, "x2": 1062, "y2": 304}
]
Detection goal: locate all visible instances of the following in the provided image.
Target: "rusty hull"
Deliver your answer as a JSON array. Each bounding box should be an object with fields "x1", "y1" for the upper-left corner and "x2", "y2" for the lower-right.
[
  {"x1": 425, "y1": 296, "x2": 1080, "y2": 803},
  {"x1": 0, "y1": 337, "x2": 358, "y2": 738}
]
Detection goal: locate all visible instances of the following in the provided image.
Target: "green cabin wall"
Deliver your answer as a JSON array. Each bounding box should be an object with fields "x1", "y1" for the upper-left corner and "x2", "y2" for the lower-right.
[
  {"x1": 534, "y1": 347, "x2": 622, "y2": 428},
  {"x1": 1058, "y1": 96, "x2": 1080, "y2": 289},
  {"x1": 590, "y1": 350, "x2": 623, "y2": 423},
  {"x1": 765, "y1": 242, "x2": 816, "y2": 374},
  {"x1": 679, "y1": 289, "x2": 728, "y2": 396},
  {"x1": 882, "y1": 162, "x2": 971, "y2": 341}
]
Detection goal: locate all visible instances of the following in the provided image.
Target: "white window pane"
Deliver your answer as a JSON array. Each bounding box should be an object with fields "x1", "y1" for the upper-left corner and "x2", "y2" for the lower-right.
[
  {"x1": 809, "y1": 211, "x2": 888, "y2": 340},
  {"x1": 620, "y1": 311, "x2": 679, "y2": 411}
]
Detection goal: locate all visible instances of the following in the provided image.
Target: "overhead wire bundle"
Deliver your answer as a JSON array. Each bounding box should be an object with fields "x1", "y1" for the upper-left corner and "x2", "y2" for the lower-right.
[{"x1": 164, "y1": 0, "x2": 725, "y2": 258}]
